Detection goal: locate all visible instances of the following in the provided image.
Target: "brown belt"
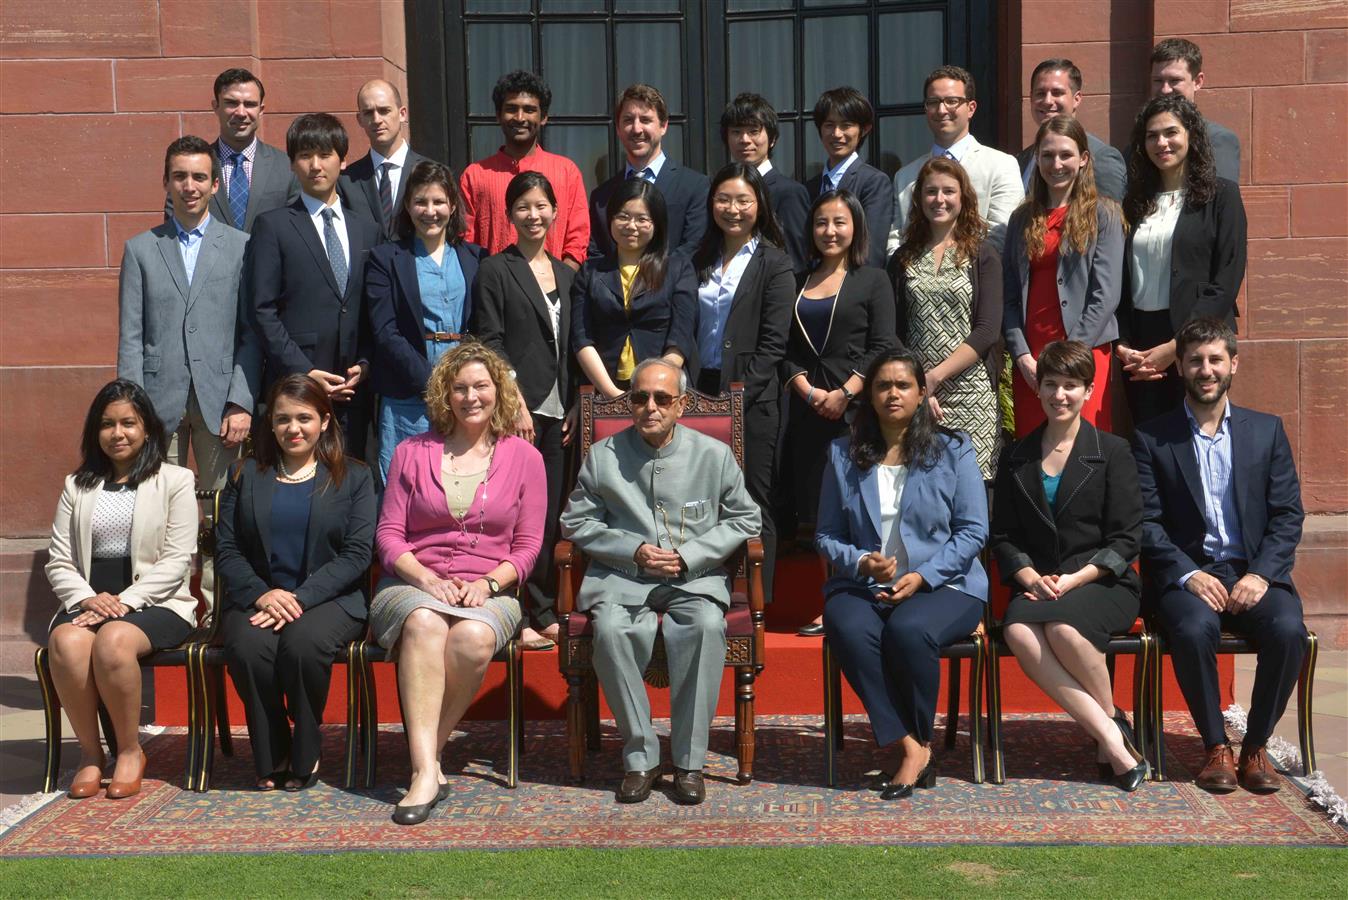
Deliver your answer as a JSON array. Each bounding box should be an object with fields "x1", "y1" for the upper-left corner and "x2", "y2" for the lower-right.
[{"x1": 424, "y1": 331, "x2": 463, "y2": 342}]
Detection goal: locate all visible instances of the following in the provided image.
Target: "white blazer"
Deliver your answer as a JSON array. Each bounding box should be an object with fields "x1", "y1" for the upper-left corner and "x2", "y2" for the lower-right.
[
  {"x1": 45, "y1": 463, "x2": 199, "y2": 628},
  {"x1": 886, "y1": 136, "x2": 1023, "y2": 256}
]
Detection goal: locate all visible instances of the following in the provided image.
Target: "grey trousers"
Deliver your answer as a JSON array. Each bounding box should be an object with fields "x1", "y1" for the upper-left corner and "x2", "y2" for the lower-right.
[
  {"x1": 589, "y1": 586, "x2": 728, "y2": 772},
  {"x1": 167, "y1": 389, "x2": 239, "y2": 611}
]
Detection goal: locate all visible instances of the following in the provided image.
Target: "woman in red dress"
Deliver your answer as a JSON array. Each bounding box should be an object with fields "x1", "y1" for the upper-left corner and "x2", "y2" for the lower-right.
[{"x1": 1002, "y1": 116, "x2": 1125, "y2": 436}]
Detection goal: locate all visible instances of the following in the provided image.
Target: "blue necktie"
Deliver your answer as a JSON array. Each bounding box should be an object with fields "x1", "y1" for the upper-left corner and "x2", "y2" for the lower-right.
[
  {"x1": 227, "y1": 152, "x2": 249, "y2": 228},
  {"x1": 320, "y1": 208, "x2": 348, "y2": 294},
  {"x1": 628, "y1": 167, "x2": 653, "y2": 183}
]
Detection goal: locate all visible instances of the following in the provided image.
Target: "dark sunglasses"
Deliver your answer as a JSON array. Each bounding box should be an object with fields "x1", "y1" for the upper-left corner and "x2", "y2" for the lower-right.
[{"x1": 628, "y1": 390, "x2": 680, "y2": 408}]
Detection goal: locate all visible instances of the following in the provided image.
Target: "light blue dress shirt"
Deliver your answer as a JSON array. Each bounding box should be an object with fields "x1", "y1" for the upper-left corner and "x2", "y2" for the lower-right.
[
  {"x1": 1178, "y1": 400, "x2": 1245, "y2": 586},
  {"x1": 172, "y1": 213, "x2": 210, "y2": 285},
  {"x1": 819, "y1": 152, "x2": 859, "y2": 194},
  {"x1": 696, "y1": 238, "x2": 757, "y2": 370},
  {"x1": 931, "y1": 133, "x2": 976, "y2": 164},
  {"x1": 624, "y1": 152, "x2": 667, "y2": 183}
]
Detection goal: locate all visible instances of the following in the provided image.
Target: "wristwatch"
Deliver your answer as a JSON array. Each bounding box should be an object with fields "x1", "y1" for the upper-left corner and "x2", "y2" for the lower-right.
[
  {"x1": 841, "y1": 385, "x2": 857, "y2": 401},
  {"x1": 484, "y1": 575, "x2": 501, "y2": 594}
]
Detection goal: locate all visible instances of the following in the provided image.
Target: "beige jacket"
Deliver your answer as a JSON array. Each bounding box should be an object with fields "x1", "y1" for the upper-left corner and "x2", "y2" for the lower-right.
[{"x1": 45, "y1": 463, "x2": 199, "y2": 628}]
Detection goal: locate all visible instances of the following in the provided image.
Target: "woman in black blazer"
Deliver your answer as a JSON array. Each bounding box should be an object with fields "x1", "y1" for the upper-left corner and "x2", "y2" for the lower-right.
[
  {"x1": 366, "y1": 160, "x2": 487, "y2": 478},
  {"x1": 1118, "y1": 95, "x2": 1247, "y2": 426},
  {"x1": 690, "y1": 162, "x2": 795, "y2": 601},
  {"x1": 990, "y1": 341, "x2": 1147, "y2": 792},
  {"x1": 780, "y1": 188, "x2": 897, "y2": 547},
  {"x1": 216, "y1": 375, "x2": 376, "y2": 791},
  {"x1": 470, "y1": 171, "x2": 575, "y2": 649},
  {"x1": 571, "y1": 178, "x2": 697, "y2": 397}
]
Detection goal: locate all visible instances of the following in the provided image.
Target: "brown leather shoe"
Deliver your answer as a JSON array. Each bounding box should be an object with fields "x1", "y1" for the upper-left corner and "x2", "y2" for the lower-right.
[
  {"x1": 671, "y1": 768, "x2": 706, "y2": 805},
  {"x1": 1238, "y1": 744, "x2": 1281, "y2": 795},
  {"x1": 67, "y1": 765, "x2": 104, "y2": 800},
  {"x1": 616, "y1": 767, "x2": 661, "y2": 803},
  {"x1": 106, "y1": 750, "x2": 147, "y2": 800},
  {"x1": 1196, "y1": 743, "x2": 1238, "y2": 794}
]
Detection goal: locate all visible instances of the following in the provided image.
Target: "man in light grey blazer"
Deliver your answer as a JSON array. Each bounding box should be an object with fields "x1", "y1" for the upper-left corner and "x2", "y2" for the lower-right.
[
  {"x1": 120, "y1": 137, "x2": 262, "y2": 581},
  {"x1": 560, "y1": 359, "x2": 760, "y2": 806},
  {"x1": 1148, "y1": 39, "x2": 1241, "y2": 184},
  {"x1": 1016, "y1": 59, "x2": 1126, "y2": 202},
  {"x1": 338, "y1": 79, "x2": 427, "y2": 242},
  {"x1": 887, "y1": 65, "x2": 1023, "y2": 257}
]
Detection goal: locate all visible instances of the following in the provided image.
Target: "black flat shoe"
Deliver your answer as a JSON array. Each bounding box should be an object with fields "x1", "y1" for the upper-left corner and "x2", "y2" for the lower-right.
[
  {"x1": 869, "y1": 771, "x2": 895, "y2": 792},
  {"x1": 284, "y1": 769, "x2": 321, "y2": 792},
  {"x1": 436, "y1": 781, "x2": 451, "y2": 802},
  {"x1": 392, "y1": 799, "x2": 437, "y2": 826},
  {"x1": 797, "y1": 623, "x2": 825, "y2": 637},
  {"x1": 1112, "y1": 758, "x2": 1150, "y2": 792},
  {"x1": 881, "y1": 756, "x2": 937, "y2": 800}
]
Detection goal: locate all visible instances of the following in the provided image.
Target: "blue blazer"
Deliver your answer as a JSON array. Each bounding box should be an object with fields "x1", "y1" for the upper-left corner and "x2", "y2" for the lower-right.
[
  {"x1": 815, "y1": 434, "x2": 989, "y2": 602},
  {"x1": 364, "y1": 237, "x2": 486, "y2": 399},
  {"x1": 1132, "y1": 402, "x2": 1303, "y2": 593},
  {"x1": 570, "y1": 252, "x2": 699, "y2": 383}
]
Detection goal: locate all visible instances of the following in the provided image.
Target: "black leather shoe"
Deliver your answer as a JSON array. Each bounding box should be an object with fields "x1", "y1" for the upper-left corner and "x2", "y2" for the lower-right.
[
  {"x1": 617, "y1": 767, "x2": 662, "y2": 803},
  {"x1": 881, "y1": 755, "x2": 937, "y2": 800},
  {"x1": 1112, "y1": 711, "x2": 1139, "y2": 756},
  {"x1": 1112, "y1": 758, "x2": 1150, "y2": 792},
  {"x1": 796, "y1": 622, "x2": 825, "y2": 637},
  {"x1": 671, "y1": 768, "x2": 706, "y2": 805},
  {"x1": 391, "y1": 799, "x2": 437, "y2": 826},
  {"x1": 435, "y1": 781, "x2": 451, "y2": 802}
]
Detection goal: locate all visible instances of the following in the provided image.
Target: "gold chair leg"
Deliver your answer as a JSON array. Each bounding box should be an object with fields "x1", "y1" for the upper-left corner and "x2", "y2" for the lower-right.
[
  {"x1": 969, "y1": 637, "x2": 986, "y2": 784},
  {"x1": 343, "y1": 643, "x2": 360, "y2": 789},
  {"x1": 507, "y1": 640, "x2": 522, "y2": 789},
  {"x1": 1297, "y1": 632, "x2": 1318, "y2": 776},
  {"x1": 986, "y1": 639, "x2": 1005, "y2": 785},
  {"x1": 944, "y1": 656, "x2": 960, "y2": 750},
  {"x1": 1150, "y1": 638, "x2": 1166, "y2": 782},
  {"x1": 360, "y1": 643, "x2": 380, "y2": 789},
  {"x1": 34, "y1": 648, "x2": 62, "y2": 793}
]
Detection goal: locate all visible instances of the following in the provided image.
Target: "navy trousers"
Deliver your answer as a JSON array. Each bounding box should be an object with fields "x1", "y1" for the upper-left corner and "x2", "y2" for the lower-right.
[
  {"x1": 1155, "y1": 559, "x2": 1306, "y2": 750},
  {"x1": 823, "y1": 585, "x2": 984, "y2": 747}
]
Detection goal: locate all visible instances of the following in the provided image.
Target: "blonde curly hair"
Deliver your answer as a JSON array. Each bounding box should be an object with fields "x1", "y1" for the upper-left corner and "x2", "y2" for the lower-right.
[{"x1": 423, "y1": 341, "x2": 520, "y2": 438}]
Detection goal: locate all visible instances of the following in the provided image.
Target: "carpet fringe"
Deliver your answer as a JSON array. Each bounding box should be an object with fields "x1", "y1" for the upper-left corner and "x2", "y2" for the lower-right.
[
  {"x1": 1223, "y1": 703, "x2": 1347, "y2": 826},
  {"x1": 0, "y1": 791, "x2": 60, "y2": 835}
]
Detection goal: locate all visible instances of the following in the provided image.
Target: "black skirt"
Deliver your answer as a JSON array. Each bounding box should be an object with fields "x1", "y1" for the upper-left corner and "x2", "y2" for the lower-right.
[
  {"x1": 50, "y1": 554, "x2": 193, "y2": 651},
  {"x1": 1001, "y1": 580, "x2": 1141, "y2": 653}
]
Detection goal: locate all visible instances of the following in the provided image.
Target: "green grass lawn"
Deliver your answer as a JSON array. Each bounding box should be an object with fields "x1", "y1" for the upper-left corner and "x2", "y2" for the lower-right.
[{"x1": 2, "y1": 845, "x2": 1346, "y2": 898}]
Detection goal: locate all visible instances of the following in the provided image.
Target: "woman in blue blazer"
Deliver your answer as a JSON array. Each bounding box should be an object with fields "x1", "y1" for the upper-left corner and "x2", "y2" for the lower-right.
[
  {"x1": 816, "y1": 349, "x2": 988, "y2": 800},
  {"x1": 571, "y1": 178, "x2": 697, "y2": 396},
  {"x1": 365, "y1": 160, "x2": 487, "y2": 477}
]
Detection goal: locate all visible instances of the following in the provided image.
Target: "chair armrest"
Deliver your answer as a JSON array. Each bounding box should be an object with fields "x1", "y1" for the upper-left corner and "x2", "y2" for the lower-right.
[
  {"x1": 554, "y1": 539, "x2": 580, "y2": 616},
  {"x1": 741, "y1": 537, "x2": 765, "y2": 614}
]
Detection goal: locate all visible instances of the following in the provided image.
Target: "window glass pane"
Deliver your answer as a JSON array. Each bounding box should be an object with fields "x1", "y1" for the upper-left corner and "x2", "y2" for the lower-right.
[
  {"x1": 803, "y1": 0, "x2": 863, "y2": 6},
  {"x1": 802, "y1": 15, "x2": 867, "y2": 107},
  {"x1": 664, "y1": 122, "x2": 687, "y2": 168},
  {"x1": 542, "y1": 0, "x2": 607, "y2": 11},
  {"x1": 803, "y1": 123, "x2": 827, "y2": 185},
  {"x1": 616, "y1": 0, "x2": 680, "y2": 10},
  {"x1": 877, "y1": 115, "x2": 930, "y2": 179},
  {"x1": 467, "y1": 23, "x2": 532, "y2": 116},
  {"x1": 543, "y1": 23, "x2": 608, "y2": 116},
  {"x1": 467, "y1": 0, "x2": 530, "y2": 11},
  {"x1": 615, "y1": 23, "x2": 682, "y2": 114},
  {"x1": 545, "y1": 124, "x2": 612, "y2": 196},
  {"x1": 471, "y1": 125, "x2": 502, "y2": 165},
  {"x1": 728, "y1": 0, "x2": 791, "y2": 10},
  {"x1": 727, "y1": 19, "x2": 793, "y2": 112},
  {"x1": 878, "y1": 12, "x2": 945, "y2": 107},
  {"x1": 768, "y1": 119, "x2": 798, "y2": 184}
]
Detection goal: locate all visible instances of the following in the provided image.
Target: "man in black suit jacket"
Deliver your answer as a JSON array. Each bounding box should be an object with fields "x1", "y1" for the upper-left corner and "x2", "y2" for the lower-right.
[
  {"x1": 588, "y1": 83, "x2": 709, "y2": 259},
  {"x1": 1132, "y1": 318, "x2": 1306, "y2": 796},
  {"x1": 1016, "y1": 58, "x2": 1126, "y2": 201},
  {"x1": 339, "y1": 79, "x2": 427, "y2": 242},
  {"x1": 720, "y1": 93, "x2": 812, "y2": 273},
  {"x1": 166, "y1": 68, "x2": 298, "y2": 232},
  {"x1": 804, "y1": 86, "x2": 893, "y2": 269},
  {"x1": 246, "y1": 114, "x2": 381, "y2": 456},
  {"x1": 1148, "y1": 38, "x2": 1241, "y2": 183}
]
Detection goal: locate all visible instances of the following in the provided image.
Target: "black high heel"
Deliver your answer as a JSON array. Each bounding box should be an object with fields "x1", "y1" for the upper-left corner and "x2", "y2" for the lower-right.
[
  {"x1": 1112, "y1": 757, "x2": 1150, "y2": 792},
  {"x1": 284, "y1": 768, "x2": 321, "y2": 792},
  {"x1": 1112, "y1": 711, "x2": 1139, "y2": 756},
  {"x1": 881, "y1": 753, "x2": 937, "y2": 800}
]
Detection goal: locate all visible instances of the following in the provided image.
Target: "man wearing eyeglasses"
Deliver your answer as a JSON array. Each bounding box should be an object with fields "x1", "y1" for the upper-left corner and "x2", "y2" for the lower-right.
[
  {"x1": 885, "y1": 65, "x2": 1022, "y2": 256},
  {"x1": 560, "y1": 358, "x2": 761, "y2": 806}
]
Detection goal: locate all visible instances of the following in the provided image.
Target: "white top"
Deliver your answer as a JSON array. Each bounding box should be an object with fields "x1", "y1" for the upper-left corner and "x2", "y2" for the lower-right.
[
  {"x1": 877, "y1": 463, "x2": 910, "y2": 585},
  {"x1": 1129, "y1": 189, "x2": 1184, "y2": 312},
  {"x1": 370, "y1": 141, "x2": 411, "y2": 206},
  {"x1": 300, "y1": 191, "x2": 350, "y2": 262},
  {"x1": 756, "y1": 159, "x2": 774, "y2": 176},
  {"x1": 90, "y1": 484, "x2": 136, "y2": 559}
]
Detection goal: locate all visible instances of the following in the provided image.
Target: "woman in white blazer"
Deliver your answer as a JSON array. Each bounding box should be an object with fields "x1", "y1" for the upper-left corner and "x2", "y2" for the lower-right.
[{"x1": 45, "y1": 380, "x2": 199, "y2": 800}]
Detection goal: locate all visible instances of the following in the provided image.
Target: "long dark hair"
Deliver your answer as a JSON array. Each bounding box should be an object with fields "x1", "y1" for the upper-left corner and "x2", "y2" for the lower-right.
[
  {"x1": 253, "y1": 375, "x2": 348, "y2": 488},
  {"x1": 848, "y1": 350, "x2": 962, "y2": 472},
  {"x1": 1123, "y1": 94, "x2": 1217, "y2": 226},
  {"x1": 605, "y1": 178, "x2": 668, "y2": 294},
  {"x1": 807, "y1": 189, "x2": 868, "y2": 271},
  {"x1": 74, "y1": 380, "x2": 168, "y2": 490},
  {"x1": 692, "y1": 162, "x2": 785, "y2": 282},
  {"x1": 395, "y1": 159, "x2": 467, "y2": 243}
]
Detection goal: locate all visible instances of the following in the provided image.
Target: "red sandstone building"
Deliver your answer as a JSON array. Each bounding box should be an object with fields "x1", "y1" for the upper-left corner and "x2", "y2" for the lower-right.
[{"x1": 1, "y1": 1, "x2": 1344, "y2": 680}]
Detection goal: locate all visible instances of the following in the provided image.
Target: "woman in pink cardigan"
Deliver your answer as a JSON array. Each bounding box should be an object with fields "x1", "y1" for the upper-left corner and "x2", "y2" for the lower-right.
[{"x1": 372, "y1": 342, "x2": 546, "y2": 825}]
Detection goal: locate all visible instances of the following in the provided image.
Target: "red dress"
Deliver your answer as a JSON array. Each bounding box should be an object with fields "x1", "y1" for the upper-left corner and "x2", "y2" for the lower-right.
[{"x1": 1012, "y1": 206, "x2": 1113, "y2": 436}]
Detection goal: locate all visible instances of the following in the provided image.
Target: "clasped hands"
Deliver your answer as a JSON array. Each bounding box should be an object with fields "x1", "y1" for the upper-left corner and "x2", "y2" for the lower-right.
[
  {"x1": 858, "y1": 553, "x2": 923, "y2": 603},
  {"x1": 1185, "y1": 570, "x2": 1268, "y2": 614},
  {"x1": 635, "y1": 543, "x2": 686, "y2": 578},
  {"x1": 73, "y1": 593, "x2": 129, "y2": 626},
  {"x1": 308, "y1": 363, "x2": 367, "y2": 402},
  {"x1": 252, "y1": 588, "x2": 304, "y2": 630},
  {"x1": 1015, "y1": 566, "x2": 1093, "y2": 601},
  {"x1": 418, "y1": 574, "x2": 492, "y2": 608},
  {"x1": 1115, "y1": 340, "x2": 1176, "y2": 383}
]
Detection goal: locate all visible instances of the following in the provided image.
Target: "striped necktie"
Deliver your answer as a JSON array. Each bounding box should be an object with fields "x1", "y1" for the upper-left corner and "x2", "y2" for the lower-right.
[
  {"x1": 379, "y1": 161, "x2": 395, "y2": 229},
  {"x1": 227, "y1": 151, "x2": 249, "y2": 227}
]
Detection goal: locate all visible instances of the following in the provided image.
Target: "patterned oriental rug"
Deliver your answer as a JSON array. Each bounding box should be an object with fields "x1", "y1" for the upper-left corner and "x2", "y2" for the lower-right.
[{"x1": 2, "y1": 714, "x2": 1344, "y2": 857}]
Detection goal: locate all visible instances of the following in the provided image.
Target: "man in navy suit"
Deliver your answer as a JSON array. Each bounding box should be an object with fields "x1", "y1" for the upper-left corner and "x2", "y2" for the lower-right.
[
  {"x1": 1133, "y1": 318, "x2": 1306, "y2": 796},
  {"x1": 1149, "y1": 38, "x2": 1242, "y2": 184},
  {"x1": 804, "y1": 86, "x2": 893, "y2": 270},
  {"x1": 588, "y1": 83, "x2": 708, "y2": 259},
  {"x1": 245, "y1": 113, "x2": 381, "y2": 456},
  {"x1": 339, "y1": 78, "x2": 427, "y2": 242},
  {"x1": 721, "y1": 92, "x2": 812, "y2": 273}
]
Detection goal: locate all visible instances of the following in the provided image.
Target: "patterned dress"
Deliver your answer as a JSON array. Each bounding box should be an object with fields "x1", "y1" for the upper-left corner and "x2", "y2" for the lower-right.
[{"x1": 902, "y1": 248, "x2": 1000, "y2": 479}]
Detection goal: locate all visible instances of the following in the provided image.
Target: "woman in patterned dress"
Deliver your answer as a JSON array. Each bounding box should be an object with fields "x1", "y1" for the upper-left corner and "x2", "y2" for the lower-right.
[
  {"x1": 371, "y1": 342, "x2": 546, "y2": 825},
  {"x1": 887, "y1": 157, "x2": 1002, "y2": 480}
]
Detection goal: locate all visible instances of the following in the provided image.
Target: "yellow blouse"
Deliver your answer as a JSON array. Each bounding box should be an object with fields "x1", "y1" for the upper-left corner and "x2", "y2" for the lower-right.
[{"x1": 617, "y1": 263, "x2": 640, "y2": 382}]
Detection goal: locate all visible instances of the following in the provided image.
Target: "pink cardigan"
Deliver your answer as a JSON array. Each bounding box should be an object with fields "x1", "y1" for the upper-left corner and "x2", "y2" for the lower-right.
[{"x1": 377, "y1": 432, "x2": 546, "y2": 583}]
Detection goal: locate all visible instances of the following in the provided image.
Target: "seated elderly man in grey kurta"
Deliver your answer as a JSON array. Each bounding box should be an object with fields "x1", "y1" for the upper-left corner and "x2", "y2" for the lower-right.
[{"x1": 560, "y1": 357, "x2": 760, "y2": 806}]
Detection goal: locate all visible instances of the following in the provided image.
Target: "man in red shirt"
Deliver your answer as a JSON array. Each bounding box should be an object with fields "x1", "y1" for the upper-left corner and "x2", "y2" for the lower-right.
[{"x1": 459, "y1": 70, "x2": 589, "y2": 269}]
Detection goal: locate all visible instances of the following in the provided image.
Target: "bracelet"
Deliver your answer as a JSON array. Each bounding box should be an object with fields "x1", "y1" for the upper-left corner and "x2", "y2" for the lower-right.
[{"x1": 807, "y1": 388, "x2": 816, "y2": 404}]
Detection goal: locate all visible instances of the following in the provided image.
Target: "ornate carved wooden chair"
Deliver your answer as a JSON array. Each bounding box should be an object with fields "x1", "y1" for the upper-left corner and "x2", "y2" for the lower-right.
[{"x1": 554, "y1": 384, "x2": 766, "y2": 784}]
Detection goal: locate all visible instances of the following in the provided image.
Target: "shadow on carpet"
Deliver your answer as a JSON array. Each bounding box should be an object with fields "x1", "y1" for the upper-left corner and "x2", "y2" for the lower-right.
[{"x1": 2, "y1": 713, "x2": 1344, "y2": 856}]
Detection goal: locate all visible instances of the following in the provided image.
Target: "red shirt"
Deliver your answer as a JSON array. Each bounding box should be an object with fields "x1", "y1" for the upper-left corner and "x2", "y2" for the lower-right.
[{"x1": 459, "y1": 146, "x2": 590, "y2": 264}]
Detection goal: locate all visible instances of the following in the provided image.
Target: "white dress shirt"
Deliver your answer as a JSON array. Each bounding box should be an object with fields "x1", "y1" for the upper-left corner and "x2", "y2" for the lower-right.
[
  {"x1": 931, "y1": 132, "x2": 976, "y2": 163},
  {"x1": 625, "y1": 151, "x2": 667, "y2": 183},
  {"x1": 370, "y1": 141, "x2": 410, "y2": 204},
  {"x1": 696, "y1": 237, "x2": 758, "y2": 370},
  {"x1": 300, "y1": 192, "x2": 349, "y2": 263},
  {"x1": 877, "y1": 463, "x2": 911, "y2": 584},
  {"x1": 1129, "y1": 190, "x2": 1184, "y2": 312}
]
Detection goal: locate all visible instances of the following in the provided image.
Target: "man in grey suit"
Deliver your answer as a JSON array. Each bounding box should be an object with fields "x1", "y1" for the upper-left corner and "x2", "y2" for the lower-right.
[
  {"x1": 339, "y1": 79, "x2": 426, "y2": 241},
  {"x1": 121, "y1": 136, "x2": 262, "y2": 600},
  {"x1": 1149, "y1": 38, "x2": 1241, "y2": 184},
  {"x1": 560, "y1": 359, "x2": 760, "y2": 806},
  {"x1": 1016, "y1": 58, "x2": 1126, "y2": 202},
  {"x1": 168, "y1": 68, "x2": 298, "y2": 233}
]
